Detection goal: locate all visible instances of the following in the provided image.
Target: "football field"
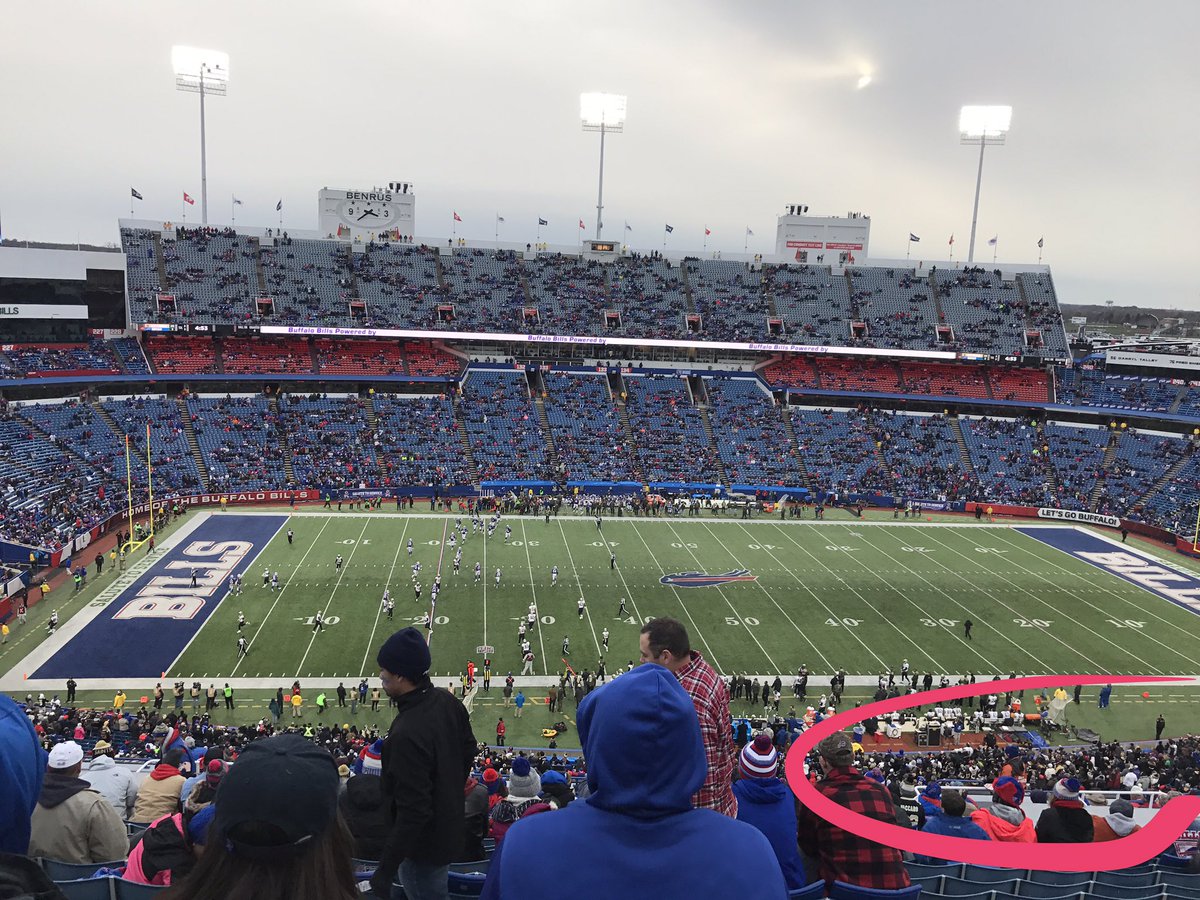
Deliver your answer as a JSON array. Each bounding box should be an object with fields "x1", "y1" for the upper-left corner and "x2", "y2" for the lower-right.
[{"x1": 120, "y1": 512, "x2": 1200, "y2": 683}]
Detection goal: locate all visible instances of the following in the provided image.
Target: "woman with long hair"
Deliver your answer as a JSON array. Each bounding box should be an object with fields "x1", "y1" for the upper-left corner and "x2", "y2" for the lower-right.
[{"x1": 160, "y1": 733, "x2": 358, "y2": 900}]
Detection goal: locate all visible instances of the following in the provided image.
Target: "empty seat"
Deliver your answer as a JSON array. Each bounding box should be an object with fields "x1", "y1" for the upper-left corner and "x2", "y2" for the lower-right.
[
  {"x1": 42, "y1": 860, "x2": 121, "y2": 882},
  {"x1": 829, "y1": 882, "x2": 924, "y2": 900},
  {"x1": 114, "y1": 879, "x2": 168, "y2": 898},
  {"x1": 1094, "y1": 872, "x2": 1160, "y2": 889},
  {"x1": 906, "y1": 862, "x2": 964, "y2": 880},
  {"x1": 1025, "y1": 873, "x2": 1094, "y2": 888},
  {"x1": 942, "y1": 877, "x2": 1019, "y2": 896},
  {"x1": 965, "y1": 867, "x2": 1027, "y2": 884},
  {"x1": 790, "y1": 884, "x2": 828, "y2": 900},
  {"x1": 52, "y1": 878, "x2": 115, "y2": 900}
]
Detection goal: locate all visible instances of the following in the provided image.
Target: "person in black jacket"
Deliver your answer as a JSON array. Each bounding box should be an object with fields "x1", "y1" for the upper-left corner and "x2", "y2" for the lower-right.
[
  {"x1": 1035, "y1": 777, "x2": 1094, "y2": 843},
  {"x1": 371, "y1": 627, "x2": 478, "y2": 899},
  {"x1": 338, "y1": 774, "x2": 388, "y2": 862}
]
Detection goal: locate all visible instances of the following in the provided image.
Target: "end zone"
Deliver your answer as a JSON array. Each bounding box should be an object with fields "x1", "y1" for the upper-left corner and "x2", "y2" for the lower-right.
[{"x1": 19, "y1": 513, "x2": 286, "y2": 682}]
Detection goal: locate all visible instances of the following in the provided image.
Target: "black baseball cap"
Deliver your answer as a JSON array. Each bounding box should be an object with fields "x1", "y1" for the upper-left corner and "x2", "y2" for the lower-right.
[{"x1": 213, "y1": 733, "x2": 339, "y2": 859}]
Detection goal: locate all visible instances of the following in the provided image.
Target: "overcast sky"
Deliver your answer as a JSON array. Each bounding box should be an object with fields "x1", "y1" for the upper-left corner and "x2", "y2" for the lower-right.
[{"x1": 2, "y1": 1, "x2": 1197, "y2": 308}]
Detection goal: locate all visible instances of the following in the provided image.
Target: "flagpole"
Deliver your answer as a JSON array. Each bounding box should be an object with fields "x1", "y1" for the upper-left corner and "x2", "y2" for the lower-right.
[
  {"x1": 231, "y1": 196, "x2": 236, "y2": 225},
  {"x1": 744, "y1": 228, "x2": 749, "y2": 254},
  {"x1": 993, "y1": 241, "x2": 998, "y2": 264},
  {"x1": 703, "y1": 227, "x2": 707, "y2": 252},
  {"x1": 495, "y1": 213, "x2": 499, "y2": 244},
  {"x1": 131, "y1": 194, "x2": 135, "y2": 217},
  {"x1": 907, "y1": 239, "x2": 911, "y2": 260}
]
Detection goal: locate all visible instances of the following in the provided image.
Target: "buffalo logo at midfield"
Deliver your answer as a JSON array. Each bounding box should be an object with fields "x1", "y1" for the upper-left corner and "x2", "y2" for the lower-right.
[{"x1": 660, "y1": 569, "x2": 758, "y2": 589}]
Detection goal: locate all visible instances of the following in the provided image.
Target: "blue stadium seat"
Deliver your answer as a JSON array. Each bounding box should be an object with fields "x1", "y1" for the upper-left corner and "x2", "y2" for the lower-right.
[
  {"x1": 1156, "y1": 855, "x2": 1193, "y2": 871},
  {"x1": 907, "y1": 863, "x2": 964, "y2": 880},
  {"x1": 1156, "y1": 870, "x2": 1198, "y2": 887},
  {"x1": 1160, "y1": 886, "x2": 1200, "y2": 900},
  {"x1": 942, "y1": 877, "x2": 1020, "y2": 896},
  {"x1": 447, "y1": 870, "x2": 486, "y2": 897},
  {"x1": 1094, "y1": 872, "x2": 1160, "y2": 889},
  {"x1": 829, "y1": 882, "x2": 924, "y2": 900},
  {"x1": 114, "y1": 879, "x2": 166, "y2": 898},
  {"x1": 912, "y1": 876, "x2": 946, "y2": 894},
  {"x1": 965, "y1": 867, "x2": 1027, "y2": 884},
  {"x1": 42, "y1": 860, "x2": 123, "y2": 882},
  {"x1": 1014, "y1": 886, "x2": 1086, "y2": 900},
  {"x1": 1081, "y1": 888, "x2": 1165, "y2": 900},
  {"x1": 921, "y1": 892, "x2": 993, "y2": 900},
  {"x1": 790, "y1": 883, "x2": 827, "y2": 900},
  {"x1": 53, "y1": 878, "x2": 115, "y2": 900},
  {"x1": 1024, "y1": 873, "x2": 1095, "y2": 888}
]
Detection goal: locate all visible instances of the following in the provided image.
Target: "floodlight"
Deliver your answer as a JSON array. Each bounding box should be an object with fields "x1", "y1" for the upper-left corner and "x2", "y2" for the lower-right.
[
  {"x1": 856, "y1": 73, "x2": 872, "y2": 90},
  {"x1": 959, "y1": 105, "x2": 1012, "y2": 263},
  {"x1": 172, "y1": 46, "x2": 230, "y2": 94},
  {"x1": 580, "y1": 92, "x2": 627, "y2": 132},
  {"x1": 580, "y1": 93, "x2": 627, "y2": 241},
  {"x1": 959, "y1": 105, "x2": 1011, "y2": 139},
  {"x1": 172, "y1": 47, "x2": 230, "y2": 227}
]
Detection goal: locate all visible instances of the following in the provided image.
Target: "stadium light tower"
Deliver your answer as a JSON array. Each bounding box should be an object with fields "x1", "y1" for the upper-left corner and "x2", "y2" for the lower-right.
[
  {"x1": 959, "y1": 105, "x2": 1011, "y2": 264},
  {"x1": 580, "y1": 92, "x2": 627, "y2": 241},
  {"x1": 172, "y1": 46, "x2": 230, "y2": 227}
]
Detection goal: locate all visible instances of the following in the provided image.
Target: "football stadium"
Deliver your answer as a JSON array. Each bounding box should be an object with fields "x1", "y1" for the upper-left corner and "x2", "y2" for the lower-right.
[{"x1": 2, "y1": 4, "x2": 1200, "y2": 898}]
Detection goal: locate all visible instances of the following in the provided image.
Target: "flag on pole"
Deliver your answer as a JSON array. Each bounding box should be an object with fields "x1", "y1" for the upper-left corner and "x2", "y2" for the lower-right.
[
  {"x1": 276, "y1": 199, "x2": 283, "y2": 212},
  {"x1": 538, "y1": 217, "x2": 548, "y2": 226},
  {"x1": 948, "y1": 234, "x2": 954, "y2": 245},
  {"x1": 183, "y1": 192, "x2": 195, "y2": 206},
  {"x1": 579, "y1": 219, "x2": 585, "y2": 230},
  {"x1": 131, "y1": 188, "x2": 143, "y2": 201},
  {"x1": 233, "y1": 196, "x2": 243, "y2": 206},
  {"x1": 704, "y1": 227, "x2": 711, "y2": 236},
  {"x1": 1037, "y1": 236, "x2": 1044, "y2": 249},
  {"x1": 625, "y1": 222, "x2": 632, "y2": 232},
  {"x1": 746, "y1": 227, "x2": 754, "y2": 236},
  {"x1": 909, "y1": 233, "x2": 920, "y2": 242},
  {"x1": 497, "y1": 215, "x2": 505, "y2": 223},
  {"x1": 664, "y1": 224, "x2": 674, "y2": 234},
  {"x1": 453, "y1": 211, "x2": 462, "y2": 222},
  {"x1": 987, "y1": 236, "x2": 998, "y2": 246}
]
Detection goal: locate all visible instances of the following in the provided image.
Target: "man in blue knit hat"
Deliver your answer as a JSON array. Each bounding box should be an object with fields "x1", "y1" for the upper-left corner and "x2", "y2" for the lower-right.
[{"x1": 373, "y1": 627, "x2": 478, "y2": 900}]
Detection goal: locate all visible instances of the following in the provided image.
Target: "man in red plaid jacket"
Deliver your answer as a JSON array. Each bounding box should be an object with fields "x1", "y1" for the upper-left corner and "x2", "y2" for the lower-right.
[
  {"x1": 639, "y1": 617, "x2": 737, "y2": 817},
  {"x1": 796, "y1": 732, "x2": 911, "y2": 889}
]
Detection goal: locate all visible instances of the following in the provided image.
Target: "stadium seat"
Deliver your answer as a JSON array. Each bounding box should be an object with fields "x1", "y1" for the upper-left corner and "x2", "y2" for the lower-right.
[
  {"x1": 447, "y1": 870, "x2": 486, "y2": 897},
  {"x1": 353, "y1": 858, "x2": 380, "y2": 875},
  {"x1": 921, "y1": 892, "x2": 993, "y2": 900},
  {"x1": 1159, "y1": 886, "x2": 1200, "y2": 900},
  {"x1": 42, "y1": 860, "x2": 123, "y2": 881},
  {"x1": 789, "y1": 884, "x2": 828, "y2": 900},
  {"x1": 1157, "y1": 870, "x2": 1199, "y2": 887},
  {"x1": 1093, "y1": 872, "x2": 1161, "y2": 889},
  {"x1": 965, "y1": 867, "x2": 1026, "y2": 884},
  {"x1": 907, "y1": 863, "x2": 963, "y2": 880},
  {"x1": 911, "y1": 876, "x2": 946, "y2": 894},
  {"x1": 942, "y1": 877, "x2": 1020, "y2": 896},
  {"x1": 52, "y1": 878, "x2": 115, "y2": 900},
  {"x1": 449, "y1": 860, "x2": 490, "y2": 876},
  {"x1": 114, "y1": 880, "x2": 166, "y2": 898},
  {"x1": 829, "y1": 881, "x2": 924, "y2": 900},
  {"x1": 1156, "y1": 855, "x2": 1193, "y2": 871},
  {"x1": 1024, "y1": 873, "x2": 1094, "y2": 889},
  {"x1": 1081, "y1": 888, "x2": 1165, "y2": 900},
  {"x1": 1017, "y1": 881, "x2": 1090, "y2": 898}
]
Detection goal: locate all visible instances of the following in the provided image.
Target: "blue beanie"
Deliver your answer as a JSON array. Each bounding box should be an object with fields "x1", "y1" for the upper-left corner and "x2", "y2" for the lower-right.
[
  {"x1": 377, "y1": 628, "x2": 431, "y2": 680},
  {"x1": 923, "y1": 781, "x2": 941, "y2": 799},
  {"x1": 541, "y1": 770, "x2": 567, "y2": 786}
]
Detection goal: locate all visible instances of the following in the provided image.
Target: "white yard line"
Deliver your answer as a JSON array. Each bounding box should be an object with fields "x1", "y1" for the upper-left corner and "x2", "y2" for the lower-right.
[
  {"x1": 626, "y1": 521, "x2": 726, "y2": 673},
  {"x1": 926, "y1": 528, "x2": 1194, "y2": 673},
  {"x1": 772, "y1": 522, "x2": 1002, "y2": 675},
  {"x1": 293, "y1": 519, "x2": 371, "y2": 677},
  {"x1": 425, "y1": 520, "x2": 448, "y2": 650},
  {"x1": 992, "y1": 528, "x2": 1200, "y2": 651},
  {"x1": 358, "y1": 518, "x2": 411, "y2": 677},
  {"x1": 663, "y1": 521, "x2": 780, "y2": 673},
  {"x1": 870, "y1": 525, "x2": 1113, "y2": 674},
  {"x1": 231, "y1": 517, "x2": 334, "y2": 675},
  {"x1": 555, "y1": 520, "x2": 602, "y2": 657},
  {"x1": 519, "y1": 521, "x2": 549, "y2": 675}
]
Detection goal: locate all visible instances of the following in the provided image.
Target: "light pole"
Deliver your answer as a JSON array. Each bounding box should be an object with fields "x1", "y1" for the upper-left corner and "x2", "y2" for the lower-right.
[
  {"x1": 959, "y1": 105, "x2": 1011, "y2": 264},
  {"x1": 172, "y1": 47, "x2": 230, "y2": 227},
  {"x1": 580, "y1": 92, "x2": 627, "y2": 241}
]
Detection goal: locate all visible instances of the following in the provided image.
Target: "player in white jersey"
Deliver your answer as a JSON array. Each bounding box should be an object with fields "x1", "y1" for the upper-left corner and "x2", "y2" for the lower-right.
[
  {"x1": 335, "y1": 554, "x2": 344, "y2": 570},
  {"x1": 551, "y1": 566, "x2": 558, "y2": 586},
  {"x1": 382, "y1": 589, "x2": 390, "y2": 605},
  {"x1": 271, "y1": 572, "x2": 280, "y2": 591},
  {"x1": 602, "y1": 627, "x2": 610, "y2": 651},
  {"x1": 504, "y1": 526, "x2": 512, "y2": 543},
  {"x1": 385, "y1": 598, "x2": 395, "y2": 621},
  {"x1": 518, "y1": 620, "x2": 527, "y2": 643},
  {"x1": 414, "y1": 582, "x2": 422, "y2": 602},
  {"x1": 411, "y1": 561, "x2": 422, "y2": 580},
  {"x1": 494, "y1": 567, "x2": 502, "y2": 586},
  {"x1": 474, "y1": 562, "x2": 481, "y2": 584},
  {"x1": 312, "y1": 611, "x2": 324, "y2": 633},
  {"x1": 407, "y1": 538, "x2": 414, "y2": 556},
  {"x1": 447, "y1": 533, "x2": 457, "y2": 549},
  {"x1": 238, "y1": 611, "x2": 247, "y2": 631},
  {"x1": 263, "y1": 566, "x2": 270, "y2": 586},
  {"x1": 578, "y1": 597, "x2": 586, "y2": 619},
  {"x1": 237, "y1": 635, "x2": 249, "y2": 658},
  {"x1": 453, "y1": 549, "x2": 462, "y2": 574}
]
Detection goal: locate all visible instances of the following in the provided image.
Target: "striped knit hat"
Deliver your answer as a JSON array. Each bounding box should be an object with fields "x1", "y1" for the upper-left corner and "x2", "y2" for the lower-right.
[{"x1": 739, "y1": 732, "x2": 779, "y2": 779}]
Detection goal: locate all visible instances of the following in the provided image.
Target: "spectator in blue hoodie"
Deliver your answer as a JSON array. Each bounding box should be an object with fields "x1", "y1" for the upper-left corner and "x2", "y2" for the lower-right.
[
  {"x1": 479, "y1": 663, "x2": 787, "y2": 900},
  {"x1": 919, "y1": 780, "x2": 943, "y2": 819},
  {"x1": 0, "y1": 694, "x2": 46, "y2": 854},
  {"x1": 733, "y1": 731, "x2": 807, "y2": 890},
  {"x1": 919, "y1": 789, "x2": 991, "y2": 863}
]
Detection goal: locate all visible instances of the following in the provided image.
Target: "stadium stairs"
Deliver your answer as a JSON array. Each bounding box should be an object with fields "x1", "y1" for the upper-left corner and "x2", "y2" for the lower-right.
[
  {"x1": 213, "y1": 339, "x2": 226, "y2": 375},
  {"x1": 843, "y1": 270, "x2": 860, "y2": 320},
  {"x1": 364, "y1": 394, "x2": 380, "y2": 433},
  {"x1": 176, "y1": 396, "x2": 212, "y2": 493},
  {"x1": 929, "y1": 269, "x2": 949, "y2": 324},
  {"x1": 611, "y1": 372, "x2": 647, "y2": 484},
  {"x1": 91, "y1": 400, "x2": 123, "y2": 444},
  {"x1": 307, "y1": 340, "x2": 320, "y2": 373},
  {"x1": 152, "y1": 233, "x2": 167, "y2": 291},
  {"x1": 268, "y1": 394, "x2": 297, "y2": 485},
  {"x1": 948, "y1": 416, "x2": 975, "y2": 471},
  {"x1": 1132, "y1": 447, "x2": 1196, "y2": 518},
  {"x1": 1089, "y1": 430, "x2": 1123, "y2": 511},
  {"x1": 1169, "y1": 386, "x2": 1188, "y2": 415},
  {"x1": 252, "y1": 236, "x2": 268, "y2": 296},
  {"x1": 678, "y1": 264, "x2": 698, "y2": 316},
  {"x1": 530, "y1": 372, "x2": 561, "y2": 471},
  {"x1": 780, "y1": 404, "x2": 816, "y2": 495},
  {"x1": 1037, "y1": 422, "x2": 1060, "y2": 497},
  {"x1": 451, "y1": 395, "x2": 482, "y2": 489},
  {"x1": 691, "y1": 376, "x2": 733, "y2": 490}
]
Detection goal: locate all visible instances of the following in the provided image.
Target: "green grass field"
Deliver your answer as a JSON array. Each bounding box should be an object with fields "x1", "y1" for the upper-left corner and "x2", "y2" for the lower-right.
[{"x1": 164, "y1": 513, "x2": 1200, "y2": 683}]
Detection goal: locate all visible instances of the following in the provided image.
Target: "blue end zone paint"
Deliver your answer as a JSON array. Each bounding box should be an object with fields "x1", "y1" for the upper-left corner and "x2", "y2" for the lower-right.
[
  {"x1": 1017, "y1": 527, "x2": 1200, "y2": 618},
  {"x1": 33, "y1": 515, "x2": 285, "y2": 679}
]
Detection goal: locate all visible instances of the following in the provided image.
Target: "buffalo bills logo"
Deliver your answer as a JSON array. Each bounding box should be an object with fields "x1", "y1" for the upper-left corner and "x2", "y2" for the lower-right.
[{"x1": 660, "y1": 569, "x2": 758, "y2": 588}]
